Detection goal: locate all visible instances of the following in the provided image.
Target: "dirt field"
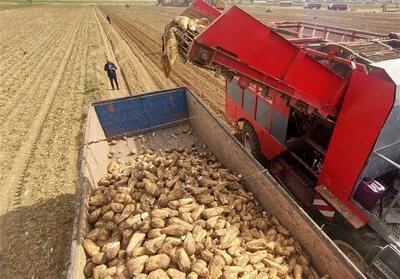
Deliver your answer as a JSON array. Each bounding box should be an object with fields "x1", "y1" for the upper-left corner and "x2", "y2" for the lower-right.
[
  {"x1": 0, "y1": 3, "x2": 398, "y2": 278},
  {"x1": 98, "y1": 5, "x2": 228, "y2": 122},
  {"x1": 242, "y1": 4, "x2": 400, "y2": 33},
  {"x1": 0, "y1": 5, "x2": 127, "y2": 278}
]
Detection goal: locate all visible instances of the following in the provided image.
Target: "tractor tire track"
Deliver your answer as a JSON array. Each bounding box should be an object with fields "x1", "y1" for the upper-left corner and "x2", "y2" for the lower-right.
[
  {"x1": 92, "y1": 6, "x2": 129, "y2": 96},
  {"x1": 12, "y1": 14, "x2": 89, "y2": 209},
  {"x1": 0, "y1": 8, "x2": 86, "y2": 218},
  {"x1": 0, "y1": 20, "x2": 79, "y2": 123},
  {"x1": 9, "y1": 15, "x2": 90, "y2": 275},
  {"x1": 0, "y1": 5, "x2": 126, "y2": 279},
  {"x1": 100, "y1": 7, "x2": 228, "y2": 122},
  {"x1": 0, "y1": 8, "x2": 87, "y2": 278},
  {"x1": 0, "y1": 17, "x2": 71, "y2": 86},
  {"x1": 0, "y1": 21, "x2": 61, "y2": 75},
  {"x1": 0, "y1": 21, "x2": 80, "y2": 176},
  {"x1": 0, "y1": 7, "x2": 71, "y2": 60},
  {"x1": 110, "y1": 17, "x2": 170, "y2": 90},
  {"x1": 95, "y1": 6, "x2": 160, "y2": 94}
]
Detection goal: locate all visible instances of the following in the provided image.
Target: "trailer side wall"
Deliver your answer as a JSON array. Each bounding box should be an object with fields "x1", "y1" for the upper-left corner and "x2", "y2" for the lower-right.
[
  {"x1": 68, "y1": 88, "x2": 363, "y2": 279},
  {"x1": 68, "y1": 88, "x2": 190, "y2": 278},
  {"x1": 187, "y1": 93, "x2": 363, "y2": 278}
]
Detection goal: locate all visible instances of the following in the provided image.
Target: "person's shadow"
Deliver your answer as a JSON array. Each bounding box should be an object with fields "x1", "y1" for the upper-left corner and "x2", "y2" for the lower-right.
[{"x1": 0, "y1": 194, "x2": 75, "y2": 279}]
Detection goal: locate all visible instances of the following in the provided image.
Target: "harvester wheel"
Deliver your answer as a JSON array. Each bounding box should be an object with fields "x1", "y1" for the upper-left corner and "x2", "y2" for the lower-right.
[
  {"x1": 333, "y1": 240, "x2": 366, "y2": 272},
  {"x1": 242, "y1": 121, "x2": 261, "y2": 160}
]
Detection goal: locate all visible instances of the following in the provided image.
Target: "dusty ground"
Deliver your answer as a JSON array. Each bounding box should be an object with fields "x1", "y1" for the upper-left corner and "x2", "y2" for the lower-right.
[
  {"x1": 98, "y1": 5, "x2": 228, "y2": 121},
  {"x1": 0, "y1": 5, "x2": 128, "y2": 278},
  {"x1": 242, "y1": 4, "x2": 400, "y2": 33},
  {"x1": 0, "y1": 3, "x2": 398, "y2": 279}
]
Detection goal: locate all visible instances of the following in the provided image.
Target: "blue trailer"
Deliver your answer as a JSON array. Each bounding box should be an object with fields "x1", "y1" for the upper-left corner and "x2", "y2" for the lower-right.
[{"x1": 67, "y1": 88, "x2": 363, "y2": 278}]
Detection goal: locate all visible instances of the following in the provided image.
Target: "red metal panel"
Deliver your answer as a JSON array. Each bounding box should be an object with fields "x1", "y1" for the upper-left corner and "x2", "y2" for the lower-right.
[
  {"x1": 225, "y1": 94, "x2": 239, "y2": 122},
  {"x1": 180, "y1": 0, "x2": 221, "y2": 21},
  {"x1": 269, "y1": 88, "x2": 290, "y2": 117},
  {"x1": 225, "y1": 82, "x2": 287, "y2": 160},
  {"x1": 197, "y1": 7, "x2": 298, "y2": 78},
  {"x1": 284, "y1": 53, "x2": 346, "y2": 109},
  {"x1": 318, "y1": 71, "x2": 395, "y2": 223},
  {"x1": 193, "y1": 6, "x2": 347, "y2": 117},
  {"x1": 233, "y1": 103, "x2": 286, "y2": 159},
  {"x1": 260, "y1": 130, "x2": 286, "y2": 159}
]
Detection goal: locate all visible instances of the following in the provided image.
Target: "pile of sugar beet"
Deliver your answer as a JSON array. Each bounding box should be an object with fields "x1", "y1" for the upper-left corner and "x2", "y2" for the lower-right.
[{"x1": 83, "y1": 143, "x2": 329, "y2": 279}]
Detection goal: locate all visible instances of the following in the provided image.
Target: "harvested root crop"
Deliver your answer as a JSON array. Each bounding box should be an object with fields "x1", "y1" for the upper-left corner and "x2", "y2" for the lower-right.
[
  {"x1": 83, "y1": 145, "x2": 325, "y2": 278},
  {"x1": 162, "y1": 16, "x2": 208, "y2": 77}
]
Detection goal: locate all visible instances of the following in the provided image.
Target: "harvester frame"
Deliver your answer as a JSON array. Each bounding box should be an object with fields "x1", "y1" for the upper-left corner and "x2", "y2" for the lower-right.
[{"x1": 162, "y1": 1, "x2": 400, "y2": 277}]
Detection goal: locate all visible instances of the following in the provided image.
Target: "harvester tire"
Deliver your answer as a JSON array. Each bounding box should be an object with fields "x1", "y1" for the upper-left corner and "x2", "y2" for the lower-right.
[{"x1": 242, "y1": 121, "x2": 262, "y2": 160}]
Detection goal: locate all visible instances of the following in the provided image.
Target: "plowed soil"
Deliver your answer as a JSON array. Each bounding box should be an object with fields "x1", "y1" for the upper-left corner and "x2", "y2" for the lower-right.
[
  {"x1": 243, "y1": 4, "x2": 400, "y2": 33},
  {"x1": 0, "y1": 3, "x2": 398, "y2": 279},
  {"x1": 98, "y1": 5, "x2": 228, "y2": 122},
  {"x1": 0, "y1": 5, "x2": 126, "y2": 278}
]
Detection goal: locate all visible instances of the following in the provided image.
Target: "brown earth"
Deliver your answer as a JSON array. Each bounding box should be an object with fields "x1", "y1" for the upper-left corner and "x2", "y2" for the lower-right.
[
  {"x1": 0, "y1": 5, "x2": 127, "y2": 279},
  {"x1": 98, "y1": 5, "x2": 229, "y2": 123},
  {"x1": 242, "y1": 4, "x2": 400, "y2": 33},
  {"x1": 0, "y1": 3, "x2": 398, "y2": 279}
]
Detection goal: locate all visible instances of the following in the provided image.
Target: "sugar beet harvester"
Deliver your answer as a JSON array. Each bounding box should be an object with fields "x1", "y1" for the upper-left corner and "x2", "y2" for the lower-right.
[
  {"x1": 162, "y1": 0, "x2": 400, "y2": 278},
  {"x1": 68, "y1": 88, "x2": 363, "y2": 279}
]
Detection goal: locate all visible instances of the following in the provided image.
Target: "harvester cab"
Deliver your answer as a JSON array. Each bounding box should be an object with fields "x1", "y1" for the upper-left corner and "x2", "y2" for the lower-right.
[{"x1": 162, "y1": 0, "x2": 400, "y2": 277}]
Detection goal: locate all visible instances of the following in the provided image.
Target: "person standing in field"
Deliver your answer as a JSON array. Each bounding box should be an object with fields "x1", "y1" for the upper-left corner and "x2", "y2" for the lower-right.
[
  {"x1": 104, "y1": 60, "x2": 119, "y2": 91},
  {"x1": 106, "y1": 15, "x2": 111, "y2": 24}
]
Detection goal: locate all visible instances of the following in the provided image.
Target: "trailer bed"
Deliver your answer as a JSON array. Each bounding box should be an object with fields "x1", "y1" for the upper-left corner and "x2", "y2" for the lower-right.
[
  {"x1": 99, "y1": 123, "x2": 203, "y2": 162},
  {"x1": 67, "y1": 87, "x2": 363, "y2": 278}
]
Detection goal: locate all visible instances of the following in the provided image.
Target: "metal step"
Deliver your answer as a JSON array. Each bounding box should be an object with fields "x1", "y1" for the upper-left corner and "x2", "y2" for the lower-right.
[{"x1": 370, "y1": 245, "x2": 400, "y2": 279}]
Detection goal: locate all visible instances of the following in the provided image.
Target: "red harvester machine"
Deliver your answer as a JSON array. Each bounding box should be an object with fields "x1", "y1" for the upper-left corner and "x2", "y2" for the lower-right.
[{"x1": 162, "y1": 0, "x2": 400, "y2": 278}]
